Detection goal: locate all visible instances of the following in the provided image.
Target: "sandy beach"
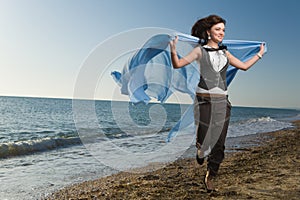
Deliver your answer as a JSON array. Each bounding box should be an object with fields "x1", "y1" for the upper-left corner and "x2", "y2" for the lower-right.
[{"x1": 44, "y1": 120, "x2": 300, "y2": 200}]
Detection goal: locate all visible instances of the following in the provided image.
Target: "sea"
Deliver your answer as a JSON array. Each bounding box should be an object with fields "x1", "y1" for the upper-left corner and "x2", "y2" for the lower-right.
[{"x1": 0, "y1": 96, "x2": 299, "y2": 200}]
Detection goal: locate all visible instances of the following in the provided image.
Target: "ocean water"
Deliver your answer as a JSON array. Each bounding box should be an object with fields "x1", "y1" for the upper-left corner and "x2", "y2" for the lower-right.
[{"x1": 0, "y1": 96, "x2": 299, "y2": 199}]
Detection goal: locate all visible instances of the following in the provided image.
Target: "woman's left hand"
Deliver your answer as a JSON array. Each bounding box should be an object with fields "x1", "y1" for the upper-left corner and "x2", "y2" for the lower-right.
[{"x1": 259, "y1": 43, "x2": 265, "y2": 56}]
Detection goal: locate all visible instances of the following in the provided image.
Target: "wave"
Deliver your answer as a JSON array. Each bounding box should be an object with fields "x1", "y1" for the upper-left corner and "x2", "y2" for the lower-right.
[
  {"x1": 101, "y1": 126, "x2": 171, "y2": 138},
  {"x1": 285, "y1": 113, "x2": 300, "y2": 121},
  {"x1": 0, "y1": 126, "x2": 172, "y2": 159},
  {"x1": 231, "y1": 116, "x2": 277, "y2": 125},
  {"x1": 0, "y1": 137, "x2": 82, "y2": 159},
  {"x1": 228, "y1": 116, "x2": 293, "y2": 138},
  {"x1": 245, "y1": 116, "x2": 276, "y2": 123}
]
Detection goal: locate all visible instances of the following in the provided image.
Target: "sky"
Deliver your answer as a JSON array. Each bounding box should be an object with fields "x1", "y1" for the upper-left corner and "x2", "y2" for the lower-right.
[{"x1": 0, "y1": 0, "x2": 299, "y2": 108}]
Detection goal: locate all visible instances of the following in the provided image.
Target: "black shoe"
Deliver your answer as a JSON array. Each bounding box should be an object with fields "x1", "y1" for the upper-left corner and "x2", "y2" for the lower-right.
[
  {"x1": 196, "y1": 149, "x2": 204, "y2": 165},
  {"x1": 203, "y1": 171, "x2": 216, "y2": 193}
]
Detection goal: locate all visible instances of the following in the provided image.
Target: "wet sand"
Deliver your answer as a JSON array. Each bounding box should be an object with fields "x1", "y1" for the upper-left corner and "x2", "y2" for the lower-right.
[{"x1": 44, "y1": 121, "x2": 300, "y2": 200}]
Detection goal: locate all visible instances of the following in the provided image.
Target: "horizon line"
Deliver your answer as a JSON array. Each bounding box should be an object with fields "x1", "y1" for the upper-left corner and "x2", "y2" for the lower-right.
[{"x1": 0, "y1": 94, "x2": 299, "y2": 110}]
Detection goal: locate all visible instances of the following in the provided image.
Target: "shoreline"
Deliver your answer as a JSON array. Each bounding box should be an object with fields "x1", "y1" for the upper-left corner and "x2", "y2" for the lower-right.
[{"x1": 44, "y1": 121, "x2": 300, "y2": 199}]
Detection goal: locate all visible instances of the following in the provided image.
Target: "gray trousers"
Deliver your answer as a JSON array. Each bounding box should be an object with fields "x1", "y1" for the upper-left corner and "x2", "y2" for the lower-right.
[{"x1": 194, "y1": 95, "x2": 231, "y2": 176}]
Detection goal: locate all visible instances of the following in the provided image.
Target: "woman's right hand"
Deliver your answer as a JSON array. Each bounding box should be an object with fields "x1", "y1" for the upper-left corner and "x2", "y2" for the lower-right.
[{"x1": 169, "y1": 36, "x2": 178, "y2": 53}]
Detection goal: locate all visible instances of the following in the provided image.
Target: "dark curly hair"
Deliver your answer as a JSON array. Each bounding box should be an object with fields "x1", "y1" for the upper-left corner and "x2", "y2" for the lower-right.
[{"x1": 191, "y1": 15, "x2": 226, "y2": 45}]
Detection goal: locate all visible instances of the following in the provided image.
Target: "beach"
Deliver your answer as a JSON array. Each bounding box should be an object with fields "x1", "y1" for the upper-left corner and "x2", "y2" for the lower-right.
[{"x1": 44, "y1": 120, "x2": 300, "y2": 200}]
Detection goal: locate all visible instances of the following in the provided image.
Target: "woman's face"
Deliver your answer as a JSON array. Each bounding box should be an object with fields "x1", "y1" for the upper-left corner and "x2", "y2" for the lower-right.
[{"x1": 208, "y1": 22, "x2": 225, "y2": 43}]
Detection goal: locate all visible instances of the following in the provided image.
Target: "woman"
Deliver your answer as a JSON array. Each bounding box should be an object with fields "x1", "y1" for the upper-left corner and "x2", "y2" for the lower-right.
[{"x1": 169, "y1": 14, "x2": 265, "y2": 192}]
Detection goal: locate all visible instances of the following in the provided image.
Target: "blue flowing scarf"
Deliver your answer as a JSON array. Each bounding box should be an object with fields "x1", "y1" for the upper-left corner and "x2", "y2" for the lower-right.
[{"x1": 111, "y1": 32, "x2": 267, "y2": 142}]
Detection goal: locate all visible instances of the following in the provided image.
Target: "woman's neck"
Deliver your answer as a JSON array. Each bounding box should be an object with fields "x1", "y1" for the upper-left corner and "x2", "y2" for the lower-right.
[{"x1": 206, "y1": 41, "x2": 219, "y2": 49}]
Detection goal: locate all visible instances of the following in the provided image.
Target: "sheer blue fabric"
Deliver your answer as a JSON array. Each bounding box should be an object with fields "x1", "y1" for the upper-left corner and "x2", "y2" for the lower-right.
[{"x1": 111, "y1": 32, "x2": 267, "y2": 142}]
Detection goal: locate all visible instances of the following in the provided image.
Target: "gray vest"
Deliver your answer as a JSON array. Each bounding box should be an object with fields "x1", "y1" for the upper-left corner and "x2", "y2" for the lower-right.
[{"x1": 198, "y1": 47, "x2": 229, "y2": 91}]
